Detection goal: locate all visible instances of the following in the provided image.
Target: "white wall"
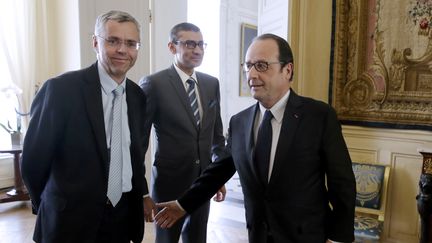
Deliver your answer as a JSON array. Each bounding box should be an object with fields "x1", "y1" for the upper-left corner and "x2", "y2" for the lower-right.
[
  {"x1": 0, "y1": 157, "x2": 13, "y2": 188},
  {"x1": 149, "y1": 0, "x2": 258, "y2": 132},
  {"x1": 151, "y1": 0, "x2": 187, "y2": 73},
  {"x1": 53, "y1": 0, "x2": 81, "y2": 73},
  {"x1": 219, "y1": 0, "x2": 258, "y2": 133},
  {"x1": 74, "y1": 0, "x2": 258, "y2": 132},
  {"x1": 78, "y1": 0, "x2": 151, "y2": 82},
  {"x1": 0, "y1": 0, "x2": 260, "y2": 190}
]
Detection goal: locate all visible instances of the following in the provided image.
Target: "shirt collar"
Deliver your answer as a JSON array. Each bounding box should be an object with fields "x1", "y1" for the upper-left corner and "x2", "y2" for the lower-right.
[
  {"x1": 98, "y1": 62, "x2": 127, "y2": 95},
  {"x1": 258, "y1": 89, "x2": 290, "y2": 123},
  {"x1": 173, "y1": 64, "x2": 198, "y2": 84}
]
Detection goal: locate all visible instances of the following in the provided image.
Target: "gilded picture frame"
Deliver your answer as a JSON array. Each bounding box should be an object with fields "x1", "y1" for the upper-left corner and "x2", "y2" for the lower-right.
[
  {"x1": 330, "y1": 0, "x2": 432, "y2": 130},
  {"x1": 239, "y1": 23, "x2": 257, "y2": 97}
]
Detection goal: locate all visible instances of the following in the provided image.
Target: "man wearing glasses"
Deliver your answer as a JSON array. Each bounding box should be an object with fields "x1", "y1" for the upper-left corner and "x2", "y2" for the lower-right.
[
  {"x1": 154, "y1": 33, "x2": 356, "y2": 243},
  {"x1": 139, "y1": 22, "x2": 228, "y2": 243},
  {"x1": 21, "y1": 10, "x2": 152, "y2": 243}
]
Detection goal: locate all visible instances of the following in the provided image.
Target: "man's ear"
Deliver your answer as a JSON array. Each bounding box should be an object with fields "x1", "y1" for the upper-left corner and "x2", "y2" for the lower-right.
[
  {"x1": 92, "y1": 35, "x2": 99, "y2": 53},
  {"x1": 168, "y1": 42, "x2": 177, "y2": 54},
  {"x1": 285, "y1": 62, "x2": 294, "y2": 81}
]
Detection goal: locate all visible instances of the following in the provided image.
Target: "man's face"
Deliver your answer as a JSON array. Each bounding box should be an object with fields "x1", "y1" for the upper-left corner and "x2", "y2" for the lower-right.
[
  {"x1": 93, "y1": 20, "x2": 140, "y2": 84},
  {"x1": 169, "y1": 31, "x2": 204, "y2": 75},
  {"x1": 245, "y1": 39, "x2": 293, "y2": 108}
]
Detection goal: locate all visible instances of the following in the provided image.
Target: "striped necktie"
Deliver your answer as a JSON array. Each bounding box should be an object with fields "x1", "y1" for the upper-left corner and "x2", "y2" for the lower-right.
[
  {"x1": 107, "y1": 85, "x2": 124, "y2": 206},
  {"x1": 186, "y1": 78, "x2": 200, "y2": 127}
]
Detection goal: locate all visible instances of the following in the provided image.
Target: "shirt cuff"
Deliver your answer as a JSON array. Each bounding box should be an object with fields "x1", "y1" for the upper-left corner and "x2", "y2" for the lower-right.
[{"x1": 175, "y1": 200, "x2": 186, "y2": 212}]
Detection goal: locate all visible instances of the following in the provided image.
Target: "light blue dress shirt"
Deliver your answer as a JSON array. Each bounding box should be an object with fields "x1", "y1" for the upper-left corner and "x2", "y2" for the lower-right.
[{"x1": 98, "y1": 63, "x2": 132, "y2": 193}]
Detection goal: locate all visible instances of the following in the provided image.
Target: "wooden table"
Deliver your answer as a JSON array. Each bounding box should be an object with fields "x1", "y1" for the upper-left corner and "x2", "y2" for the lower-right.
[{"x1": 0, "y1": 145, "x2": 30, "y2": 203}]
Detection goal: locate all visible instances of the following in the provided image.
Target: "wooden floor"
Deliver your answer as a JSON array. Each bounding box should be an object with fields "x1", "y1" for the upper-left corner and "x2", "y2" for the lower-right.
[{"x1": 0, "y1": 195, "x2": 248, "y2": 243}]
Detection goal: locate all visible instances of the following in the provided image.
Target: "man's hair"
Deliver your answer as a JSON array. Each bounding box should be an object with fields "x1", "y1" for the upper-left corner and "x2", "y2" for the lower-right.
[
  {"x1": 255, "y1": 33, "x2": 294, "y2": 80},
  {"x1": 169, "y1": 22, "x2": 201, "y2": 42},
  {"x1": 94, "y1": 10, "x2": 140, "y2": 36}
]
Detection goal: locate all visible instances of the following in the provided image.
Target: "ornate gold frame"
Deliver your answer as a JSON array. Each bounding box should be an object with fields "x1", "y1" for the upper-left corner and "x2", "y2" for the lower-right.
[{"x1": 330, "y1": 0, "x2": 432, "y2": 129}]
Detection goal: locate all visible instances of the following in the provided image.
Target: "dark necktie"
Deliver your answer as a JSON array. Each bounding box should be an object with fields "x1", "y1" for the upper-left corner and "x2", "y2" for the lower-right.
[
  {"x1": 254, "y1": 110, "x2": 273, "y2": 184},
  {"x1": 107, "y1": 85, "x2": 124, "y2": 206},
  {"x1": 186, "y1": 78, "x2": 200, "y2": 127}
]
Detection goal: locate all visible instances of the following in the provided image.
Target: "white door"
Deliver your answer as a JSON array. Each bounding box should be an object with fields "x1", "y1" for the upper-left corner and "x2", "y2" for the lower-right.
[{"x1": 258, "y1": 0, "x2": 289, "y2": 39}]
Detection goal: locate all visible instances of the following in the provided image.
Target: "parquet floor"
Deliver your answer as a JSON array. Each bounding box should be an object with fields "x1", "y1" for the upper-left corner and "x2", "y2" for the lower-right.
[{"x1": 0, "y1": 193, "x2": 247, "y2": 243}]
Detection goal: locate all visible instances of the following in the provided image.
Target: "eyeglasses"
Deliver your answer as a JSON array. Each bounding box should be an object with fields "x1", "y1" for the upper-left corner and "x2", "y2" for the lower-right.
[
  {"x1": 174, "y1": 40, "x2": 207, "y2": 50},
  {"x1": 96, "y1": 35, "x2": 141, "y2": 50},
  {"x1": 241, "y1": 61, "x2": 285, "y2": 72}
]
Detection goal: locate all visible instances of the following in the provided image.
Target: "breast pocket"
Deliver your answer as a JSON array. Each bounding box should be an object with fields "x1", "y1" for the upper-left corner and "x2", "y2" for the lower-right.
[{"x1": 208, "y1": 99, "x2": 217, "y2": 109}]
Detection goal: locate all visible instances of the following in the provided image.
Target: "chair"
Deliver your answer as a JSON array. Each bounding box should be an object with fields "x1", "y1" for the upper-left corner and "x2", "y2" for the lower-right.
[{"x1": 352, "y1": 162, "x2": 391, "y2": 242}]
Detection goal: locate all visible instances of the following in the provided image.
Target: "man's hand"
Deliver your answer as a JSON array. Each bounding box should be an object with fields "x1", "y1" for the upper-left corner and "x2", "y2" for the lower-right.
[
  {"x1": 155, "y1": 201, "x2": 186, "y2": 228},
  {"x1": 213, "y1": 185, "x2": 226, "y2": 202},
  {"x1": 143, "y1": 196, "x2": 156, "y2": 222}
]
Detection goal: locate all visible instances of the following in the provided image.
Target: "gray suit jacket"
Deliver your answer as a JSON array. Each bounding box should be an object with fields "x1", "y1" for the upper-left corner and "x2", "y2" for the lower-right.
[{"x1": 140, "y1": 65, "x2": 227, "y2": 202}]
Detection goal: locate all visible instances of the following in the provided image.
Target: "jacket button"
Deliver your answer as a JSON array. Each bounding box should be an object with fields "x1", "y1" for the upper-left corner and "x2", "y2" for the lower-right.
[{"x1": 195, "y1": 160, "x2": 200, "y2": 164}]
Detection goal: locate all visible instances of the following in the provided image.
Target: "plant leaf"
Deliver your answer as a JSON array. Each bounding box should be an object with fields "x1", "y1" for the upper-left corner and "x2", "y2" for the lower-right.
[{"x1": 0, "y1": 123, "x2": 13, "y2": 134}]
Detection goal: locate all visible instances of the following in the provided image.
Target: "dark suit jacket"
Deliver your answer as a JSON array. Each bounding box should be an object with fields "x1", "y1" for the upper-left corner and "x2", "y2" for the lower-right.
[
  {"x1": 21, "y1": 62, "x2": 150, "y2": 243},
  {"x1": 140, "y1": 65, "x2": 227, "y2": 203},
  {"x1": 178, "y1": 90, "x2": 356, "y2": 243}
]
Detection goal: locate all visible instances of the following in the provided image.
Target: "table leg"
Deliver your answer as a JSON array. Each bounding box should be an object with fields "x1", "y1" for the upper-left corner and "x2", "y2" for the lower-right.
[{"x1": 0, "y1": 151, "x2": 29, "y2": 203}]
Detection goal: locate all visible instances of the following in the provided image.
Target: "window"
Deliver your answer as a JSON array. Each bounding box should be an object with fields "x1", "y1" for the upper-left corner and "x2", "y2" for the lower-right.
[
  {"x1": 0, "y1": 46, "x2": 19, "y2": 147},
  {"x1": 187, "y1": 0, "x2": 220, "y2": 78},
  {"x1": 0, "y1": 1, "x2": 25, "y2": 147}
]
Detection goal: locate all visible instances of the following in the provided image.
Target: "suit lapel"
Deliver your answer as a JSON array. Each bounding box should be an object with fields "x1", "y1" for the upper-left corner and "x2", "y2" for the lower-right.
[
  {"x1": 246, "y1": 104, "x2": 261, "y2": 182},
  {"x1": 82, "y1": 63, "x2": 109, "y2": 169},
  {"x1": 268, "y1": 91, "x2": 303, "y2": 184},
  {"x1": 195, "y1": 72, "x2": 210, "y2": 127},
  {"x1": 125, "y1": 80, "x2": 140, "y2": 164},
  {"x1": 167, "y1": 65, "x2": 199, "y2": 130}
]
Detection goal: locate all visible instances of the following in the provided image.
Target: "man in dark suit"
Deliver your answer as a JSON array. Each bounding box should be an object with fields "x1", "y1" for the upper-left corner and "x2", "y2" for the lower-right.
[
  {"x1": 155, "y1": 33, "x2": 356, "y2": 243},
  {"x1": 139, "y1": 22, "x2": 228, "y2": 243},
  {"x1": 21, "y1": 10, "x2": 154, "y2": 243}
]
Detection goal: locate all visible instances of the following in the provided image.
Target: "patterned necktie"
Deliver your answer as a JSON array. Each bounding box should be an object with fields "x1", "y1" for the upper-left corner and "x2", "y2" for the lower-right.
[
  {"x1": 186, "y1": 78, "x2": 200, "y2": 127},
  {"x1": 254, "y1": 110, "x2": 273, "y2": 184},
  {"x1": 107, "y1": 85, "x2": 124, "y2": 206}
]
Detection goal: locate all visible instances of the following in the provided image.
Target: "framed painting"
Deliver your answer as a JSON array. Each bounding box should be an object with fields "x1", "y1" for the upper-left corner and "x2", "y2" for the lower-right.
[
  {"x1": 330, "y1": 0, "x2": 432, "y2": 130},
  {"x1": 239, "y1": 23, "x2": 257, "y2": 97}
]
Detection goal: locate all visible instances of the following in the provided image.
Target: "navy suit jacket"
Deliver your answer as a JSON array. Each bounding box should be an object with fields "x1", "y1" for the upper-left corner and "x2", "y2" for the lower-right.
[
  {"x1": 21, "y1": 62, "x2": 150, "y2": 243},
  {"x1": 178, "y1": 90, "x2": 356, "y2": 243}
]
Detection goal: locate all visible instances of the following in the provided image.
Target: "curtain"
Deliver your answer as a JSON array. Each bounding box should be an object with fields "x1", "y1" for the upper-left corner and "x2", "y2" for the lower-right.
[{"x1": 0, "y1": 0, "x2": 51, "y2": 131}]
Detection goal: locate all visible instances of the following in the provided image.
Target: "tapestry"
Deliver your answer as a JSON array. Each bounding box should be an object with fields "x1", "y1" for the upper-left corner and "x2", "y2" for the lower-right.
[{"x1": 330, "y1": 0, "x2": 432, "y2": 130}]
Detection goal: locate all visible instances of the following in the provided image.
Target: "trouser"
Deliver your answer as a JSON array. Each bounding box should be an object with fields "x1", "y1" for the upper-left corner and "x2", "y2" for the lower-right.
[{"x1": 96, "y1": 193, "x2": 130, "y2": 243}]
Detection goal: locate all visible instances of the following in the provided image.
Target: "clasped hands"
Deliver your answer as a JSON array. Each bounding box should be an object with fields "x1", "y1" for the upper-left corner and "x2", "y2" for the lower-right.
[
  {"x1": 145, "y1": 186, "x2": 226, "y2": 228},
  {"x1": 143, "y1": 196, "x2": 182, "y2": 225},
  {"x1": 154, "y1": 200, "x2": 187, "y2": 228}
]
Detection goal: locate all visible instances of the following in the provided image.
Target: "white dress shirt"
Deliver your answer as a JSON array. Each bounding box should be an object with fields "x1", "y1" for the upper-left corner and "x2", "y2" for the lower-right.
[
  {"x1": 253, "y1": 90, "x2": 290, "y2": 182},
  {"x1": 253, "y1": 89, "x2": 343, "y2": 243},
  {"x1": 173, "y1": 64, "x2": 203, "y2": 124}
]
